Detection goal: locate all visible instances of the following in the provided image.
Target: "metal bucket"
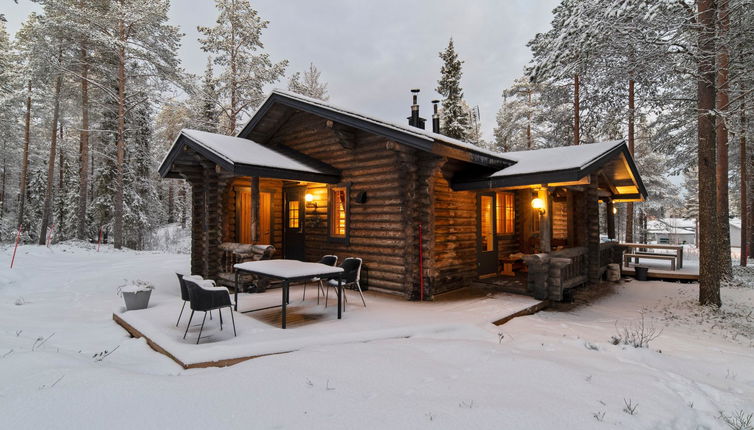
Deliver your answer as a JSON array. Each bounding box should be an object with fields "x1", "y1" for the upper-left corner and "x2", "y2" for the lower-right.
[
  {"x1": 123, "y1": 290, "x2": 152, "y2": 311},
  {"x1": 634, "y1": 266, "x2": 649, "y2": 281}
]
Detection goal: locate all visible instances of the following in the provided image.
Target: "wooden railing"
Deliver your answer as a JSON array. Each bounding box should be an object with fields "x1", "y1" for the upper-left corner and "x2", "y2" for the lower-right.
[{"x1": 550, "y1": 247, "x2": 589, "y2": 295}]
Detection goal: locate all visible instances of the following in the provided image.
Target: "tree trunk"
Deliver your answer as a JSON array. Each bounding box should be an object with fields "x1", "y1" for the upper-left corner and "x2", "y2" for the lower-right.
[
  {"x1": 625, "y1": 79, "x2": 636, "y2": 243},
  {"x1": 77, "y1": 43, "x2": 89, "y2": 240},
  {"x1": 1, "y1": 139, "x2": 5, "y2": 218},
  {"x1": 57, "y1": 125, "x2": 64, "y2": 235},
  {"x1": 573, "y1": 74, "x2": 580, "y2": 146},
  {"x1": 715, "y1": 0, "x2": 732, "y2": 277},
  {"x1": 697, "y1": 0, "x2": 721, "y2": 306},
  {"x1": 17, "y1": 81, "x2": 32, "y2": 228},
  {"x1": 167, "y1": 181, "x2": 175, "y2": 223},
  {"x1": 114, "y1": 13, "x2": 126, "y2": 249},
  {"x1": 39, "y1": 71, "x2": 63, "y2": 245},
  {"x1": 740, "y1": 94, "x2": 747, "y2": 266},
  {"x1": 527, "y1": 89, "x2": 532, "y2": 149}
]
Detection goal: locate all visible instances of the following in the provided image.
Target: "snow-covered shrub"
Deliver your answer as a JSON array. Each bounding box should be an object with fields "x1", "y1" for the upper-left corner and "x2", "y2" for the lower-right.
[
  {"x1": 719, "y1": 410, "x2": 754, "y2": 430},
  {"x1": 623, "y1": 399, "x2": 639, "y2": 415},
  {"x1": 610, "y1": 312, "x2": 662, "y2": 348}
]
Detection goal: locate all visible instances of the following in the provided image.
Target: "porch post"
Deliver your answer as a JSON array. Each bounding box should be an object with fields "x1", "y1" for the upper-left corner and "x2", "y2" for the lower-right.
[
  {"x1": 586, "y1": 174, "x2": 601, "y2": 284},
  {"x1": 606, "y1": 199, "x2": 616, "y2": 239},
  {"x1": 190, "y1": 178, "x2": 205, "y2": 277},
  {"x1": 251, "y1": 176, "x2": 260, "y2": 243},
  {"x1": 539, "y1": 186, "x2": 551, "y2": 253}
]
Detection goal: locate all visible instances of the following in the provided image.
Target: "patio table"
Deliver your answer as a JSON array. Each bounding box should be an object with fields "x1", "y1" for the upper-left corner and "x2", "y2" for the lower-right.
[{"x1": 233, "y1": 260, "x2": 344, "y2": 329}]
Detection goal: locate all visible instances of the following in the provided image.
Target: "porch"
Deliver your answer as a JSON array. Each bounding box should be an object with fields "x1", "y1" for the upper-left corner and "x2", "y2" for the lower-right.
[{"x1": 113, "y1": 283, "x2": 546, "y2": 369}]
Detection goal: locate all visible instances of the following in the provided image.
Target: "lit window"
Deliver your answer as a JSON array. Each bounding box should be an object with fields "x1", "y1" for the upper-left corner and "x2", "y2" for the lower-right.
[
  {"x1": 329, "y1": 187, "x2": 347, "y2": 237},
  {"x1": 481, "y1": 195, "x2": 494, "y2": 251},
  {"x1": 288, "y1": 200, "x2": 299, "y2": 229},
  {"x1": 496, "y1": 192, "x2": 515, "y2": 234}
]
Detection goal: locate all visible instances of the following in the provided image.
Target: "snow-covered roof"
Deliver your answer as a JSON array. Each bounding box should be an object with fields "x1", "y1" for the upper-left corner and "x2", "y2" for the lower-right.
[
  {"x1": 488, "y1": 140, "x2": 624, "y2": 178},
  {"x1": 238, "y1": 89, "x2": 513, "y2": 168},
  {"x1": 158, "y1": 129, "x2": 340, "y2": 183},
  {"x1": 452, "y1": 140, "x2": 645, "y2": 198},
  {"x1": 647, "y1": 218, "x2": 696, "y2": 234}
]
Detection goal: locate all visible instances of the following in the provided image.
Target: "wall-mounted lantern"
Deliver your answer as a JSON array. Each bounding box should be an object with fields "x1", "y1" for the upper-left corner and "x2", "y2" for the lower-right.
[{"x1": 531, "y1": 197, "x2": 545, "y2": 215}]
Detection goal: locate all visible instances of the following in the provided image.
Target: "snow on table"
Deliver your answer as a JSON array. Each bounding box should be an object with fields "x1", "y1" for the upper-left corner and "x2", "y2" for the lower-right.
[{"x1": 234, "y1": 259, "x2": 343, "y2": 279}]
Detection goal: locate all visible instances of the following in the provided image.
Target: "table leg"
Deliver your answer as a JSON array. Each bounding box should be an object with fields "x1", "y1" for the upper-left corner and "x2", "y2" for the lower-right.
[
  {"x1": 281, "y1": 280, "x2": 288, "y2": 329},
  {"x1": 679, "y1": 248, "x2": 683, "y2": 269},
  {"x1": 337, "y1": 275, "x2": 342, "y2": 319},
  {"x1": 234, "y1": 271, "x2": 239, "y2": 311}
]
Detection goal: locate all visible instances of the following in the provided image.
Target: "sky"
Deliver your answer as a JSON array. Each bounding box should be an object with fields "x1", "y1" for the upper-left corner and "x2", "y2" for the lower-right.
[{"x1": 3, "y1": 0, "x2": 560, "y2": 141}]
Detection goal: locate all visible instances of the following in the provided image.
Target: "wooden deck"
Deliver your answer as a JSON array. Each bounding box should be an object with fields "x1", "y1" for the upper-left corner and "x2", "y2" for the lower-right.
[
  {"x1": 621, "y1": 261, "x2": 699, "y2": 281},
  {"x1": 113, "y1": 284, "x2": 547, "y2": 369},
  {"x1": 471, "y1": 273, "x2": 529, "y2": 295}
]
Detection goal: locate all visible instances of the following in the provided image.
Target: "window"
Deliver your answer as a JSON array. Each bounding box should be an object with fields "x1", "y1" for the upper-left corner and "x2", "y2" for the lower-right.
[
  {"x1": 236, "y1": 188, "x2": 272, "y2": 244},
  {"x1": 480, "y1": 195, "x2": 494, "y2": 251},
  {"x1": 329, "y1": 187, "x2": 347, "y2": 238},
  {"x1": 288, "y1": 200, "x2": 300, "y2": 229},
  {"x1": 496, "y1": 192, "x2": 515, "y2": 234}
]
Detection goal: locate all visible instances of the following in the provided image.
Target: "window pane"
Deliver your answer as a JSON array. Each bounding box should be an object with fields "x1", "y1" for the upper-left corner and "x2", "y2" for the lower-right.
[
  {"x1": 288, "y1": 200, "x2": 299, "y2": 229},
  {"x1": 505, "y1": 193, "x2": 515, "y2": 233},
  {"x1": 481, "y1": 195, "x2": 494, "y2": 251},
  {"x1": 496, "y1": 192, "x2": 516, "y2": 234},
  {"x1": 330, "y1": 188, "x2": 347, "y2": 237}
]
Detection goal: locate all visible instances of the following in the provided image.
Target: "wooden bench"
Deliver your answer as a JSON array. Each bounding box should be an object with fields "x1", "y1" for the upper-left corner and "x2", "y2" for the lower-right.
[{"x1": 623, "y1": 253, "x2": 676, "y2": 271}]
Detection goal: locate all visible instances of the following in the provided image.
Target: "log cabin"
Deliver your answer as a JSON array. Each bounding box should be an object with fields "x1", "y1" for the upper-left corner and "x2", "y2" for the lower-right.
[{"x1": 159, "y1": 89, "x2": 646, "y2": 302}]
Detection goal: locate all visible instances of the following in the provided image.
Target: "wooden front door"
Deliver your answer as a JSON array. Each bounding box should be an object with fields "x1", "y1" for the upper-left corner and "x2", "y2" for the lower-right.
[
  {"x1": 236, "y1": 188, "x2": 272, "y2": 244},
  {"x1": 283, "y1": 187, "x2": 305, "y2": 260},
  {"x1": 477, "y1": 193, "x2": 498, "y2": 277}
]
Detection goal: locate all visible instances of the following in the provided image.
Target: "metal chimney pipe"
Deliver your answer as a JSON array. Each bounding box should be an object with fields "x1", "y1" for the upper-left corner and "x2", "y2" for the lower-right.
[
  {"x1": 431, "y1": 100, "x2": 440, "y2": 133},
  {"x1": 409, "y1": 89, "x2": 420, "y2": 128}
]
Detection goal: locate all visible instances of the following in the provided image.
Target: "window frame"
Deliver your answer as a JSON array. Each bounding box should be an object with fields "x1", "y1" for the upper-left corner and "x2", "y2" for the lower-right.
[
  {"x1": 495, "y1": 192, "x2": 515, "y2": 236},
  {"x1": 327, "y1": 184, "x2": 350, "y2": 244}
]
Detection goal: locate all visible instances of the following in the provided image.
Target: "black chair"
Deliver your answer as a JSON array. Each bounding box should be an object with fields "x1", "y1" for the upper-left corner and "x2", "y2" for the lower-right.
[
  {"x1": 176, "y1": 273, "x2": 191, "y2": 327},
  {"x1": 176, "y1": 274, "x2": 213, "y2": 327},
  {"x1": 302, "y1": 255, "x2": 338, "y2": 303},
  {"x1": 325, "y1": 257, "x2": 365, "y2": 309},
  {"x1": 182, "y1": 279, "x2": 236, "y2": 344}
]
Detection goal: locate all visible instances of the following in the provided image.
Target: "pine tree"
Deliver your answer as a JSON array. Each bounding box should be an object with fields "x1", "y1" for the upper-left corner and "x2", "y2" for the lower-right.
[
  {"x1": 697, "y1": 0, "x2": 721, "y2": 306},
  {"x1": 287, "y1": 62, "x2": 329, "y2": 101},
  {"x1": 195, "y1": 58, "x2": 220, "y2": 133},
  {"x1": 106, "y1": 0, "x2": 180, "y2": 249},
  {"x1": 199, "y1": 0, "x2": 287, "y2": 134},
  {"x1": 436, "y1": 38, "x2": 470, "y2": 140}
]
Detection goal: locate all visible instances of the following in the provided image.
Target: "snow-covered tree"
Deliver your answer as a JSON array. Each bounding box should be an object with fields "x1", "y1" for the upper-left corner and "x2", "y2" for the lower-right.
[
  {"x1": 199, "y1": 0, "x2": 287, "y2": 134},
  {"x1": 436, "y1": 38, "x2": 470, "y2": 141},
  {"x1": 288, "y1": 62, "x2": 329, "y2": 101},
  {"x1": 192, "y1": 58, "x2": 220, "y2": 133}
]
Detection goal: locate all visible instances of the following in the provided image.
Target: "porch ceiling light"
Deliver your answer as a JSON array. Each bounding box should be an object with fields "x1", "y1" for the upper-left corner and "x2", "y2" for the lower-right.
[
  {"x1": 531, "y1": 197, "x2": 545, "y2": 215},
  {"x1": 305, "y1": 193, "x2": 314, "y2": 202}
]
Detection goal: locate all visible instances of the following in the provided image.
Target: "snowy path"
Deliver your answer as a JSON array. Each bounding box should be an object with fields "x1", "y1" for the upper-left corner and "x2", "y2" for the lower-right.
[{"x1": 0, "y1": 242, "x2": 752, "y2": 429}]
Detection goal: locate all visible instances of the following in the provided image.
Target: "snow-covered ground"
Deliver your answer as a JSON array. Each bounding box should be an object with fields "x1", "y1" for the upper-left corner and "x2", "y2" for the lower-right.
[{"x1": 0, "y1": 242, "x2": 752, "y2": 429}]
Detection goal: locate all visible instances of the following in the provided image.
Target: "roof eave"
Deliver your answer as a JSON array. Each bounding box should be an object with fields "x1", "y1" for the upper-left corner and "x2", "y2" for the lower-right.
[{"x1": 239, "y1": 91, "x2": 511, "y2": 168}]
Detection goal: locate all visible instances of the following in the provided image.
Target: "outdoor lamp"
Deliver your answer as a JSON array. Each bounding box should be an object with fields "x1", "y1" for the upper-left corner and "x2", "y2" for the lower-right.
[
  {"x1": 531, "y1": 197, "x2": 545, "y2": 215},
  {"x1": 305, "y1": 193, "x2": 318, "y2": 210},
  {"x1": 613, "y1": 207, "x2": 618, "y2": 214}
]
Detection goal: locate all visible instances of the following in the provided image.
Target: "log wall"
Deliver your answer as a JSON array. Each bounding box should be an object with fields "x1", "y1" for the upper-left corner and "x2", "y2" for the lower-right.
[
  {"x1": 430, "y1": 161, "x2": 478, "y2": 294},
  {"x1": 270, "y1": 113, "x2": 413, "y2": 295}
]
